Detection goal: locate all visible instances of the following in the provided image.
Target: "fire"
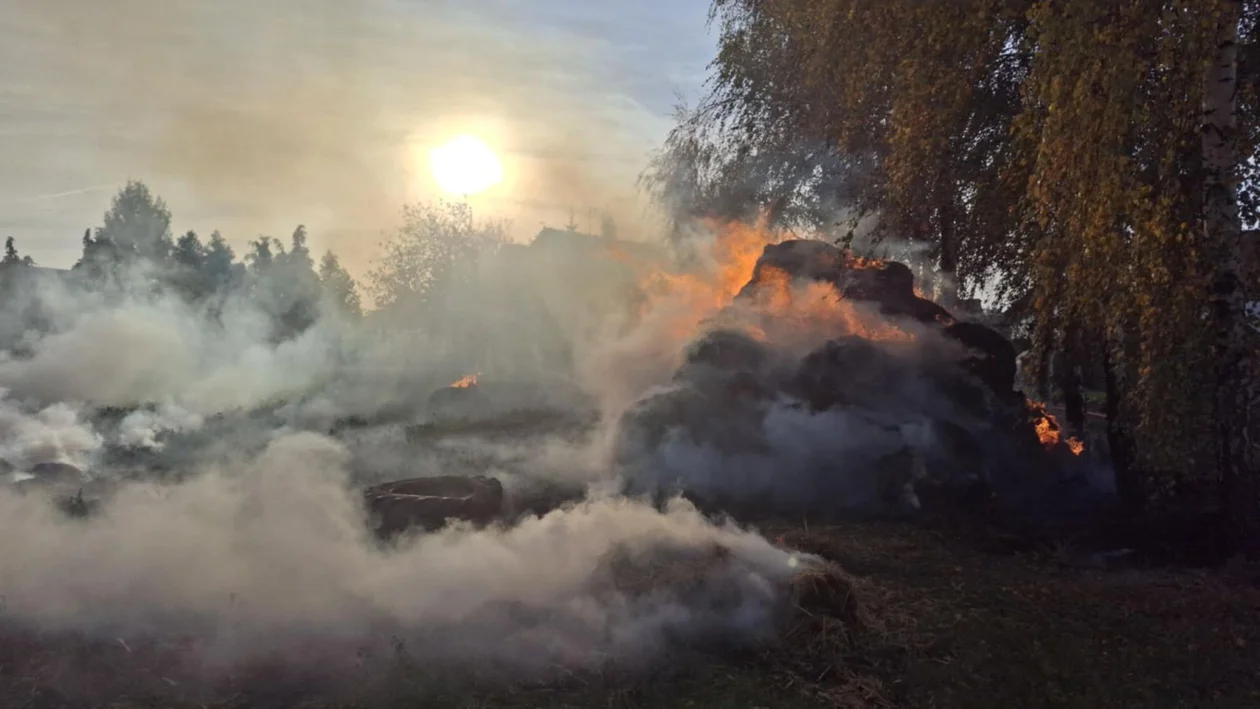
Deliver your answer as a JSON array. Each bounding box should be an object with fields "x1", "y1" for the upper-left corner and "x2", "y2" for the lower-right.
[
  {"x1": 1025, "y1": 399, "x2": 1085, "y2": 455},
  {"x1": 1026, "y1": 398, "x2": 1060, "y2": 448},
  {"x1": 619, "y1": 217, "x2": 785, "y2": 344},
  {"x1": 742, "y1": 266, "x2": 915, "y2": 344},
  {"x1": 711, "y1": 217, "x2": 782, "y2": 301},
  {"x1": 450, "y1": 373, "x2": 479, "y2": 389},
  {"x1": 842, "y1": 251, "x2": 886, "y2": 270},
  {"x1": 640, "y1": 218, "x2": 777, "y2": 305},
  {"x1": 1066, "y1": 437, "x2": 1085, "y2": 455},
  {"x1": 628, "y1": 218, "x2": 916, "y2": 349},
  {"x1": 1033, "y1": 415, "x2": 1059, "y2": 447}
]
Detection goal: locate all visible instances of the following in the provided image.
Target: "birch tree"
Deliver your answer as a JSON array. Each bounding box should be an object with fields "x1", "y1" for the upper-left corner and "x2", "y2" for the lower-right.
[{"x1": 1201, "y1": 0, "x2": 1259, "y2": 554}]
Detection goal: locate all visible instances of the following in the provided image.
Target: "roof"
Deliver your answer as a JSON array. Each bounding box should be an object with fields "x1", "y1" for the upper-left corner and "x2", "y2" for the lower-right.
[{"x1": 530, "y1": 227, "x2": 667, "y2": 263}]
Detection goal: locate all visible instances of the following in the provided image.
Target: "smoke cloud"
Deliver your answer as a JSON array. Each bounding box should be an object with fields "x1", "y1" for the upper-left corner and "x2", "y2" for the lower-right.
[
  {"x1": 0, "y1": 393, "x2": 100, "y2": 472},
  {"x1": 0, "y1": 144, "x2": 1040, "y2": 695},
  {"x1": 0, "y1": 201, "x2": 844, "y2": 690},
  {"x1": 0, "y1": 434, "x2": 806, "y2": 671}
]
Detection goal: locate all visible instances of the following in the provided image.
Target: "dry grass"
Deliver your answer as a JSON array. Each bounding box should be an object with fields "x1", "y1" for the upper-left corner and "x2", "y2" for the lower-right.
[
  {"x1": 771, "y1": 519, "x2": 1260, "y2": 709},
  {"x1": 2, "y1": 519, "x2": 1259, "y2": 708}
]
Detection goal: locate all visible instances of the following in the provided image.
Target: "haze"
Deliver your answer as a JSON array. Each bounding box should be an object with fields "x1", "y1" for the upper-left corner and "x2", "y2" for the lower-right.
[{"x1": 0, "y1": 0, "x2": 714, "y2": 275}]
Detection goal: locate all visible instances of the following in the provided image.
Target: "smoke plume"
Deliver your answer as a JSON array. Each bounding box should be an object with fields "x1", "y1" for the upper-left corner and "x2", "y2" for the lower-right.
[{"x1": 0, "y1": 433, "x2": 805, "y2": 675}]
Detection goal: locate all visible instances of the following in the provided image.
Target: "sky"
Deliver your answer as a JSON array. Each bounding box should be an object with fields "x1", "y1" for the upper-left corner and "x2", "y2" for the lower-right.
[{"x1": 0, "y1": 0, "x2": 717, "y2": 275}]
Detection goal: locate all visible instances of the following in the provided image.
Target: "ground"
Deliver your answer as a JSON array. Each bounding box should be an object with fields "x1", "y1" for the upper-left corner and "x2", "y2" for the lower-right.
[{"x1": 4, "y1": 517, "x2": 1258, "y2": 709}]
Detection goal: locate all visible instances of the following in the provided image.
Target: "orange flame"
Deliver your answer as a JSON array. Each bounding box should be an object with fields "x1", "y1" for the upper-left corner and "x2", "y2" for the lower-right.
[
  {"x1": 622, "y1": 217, "x2": 784, "y2": 344},
  {"x1": 741, "y1": 266, "x2": 915, "y2": 345},
  {"x1": 1025, "y1": 399, "x2": 1085, "y2": 455},
  {"x1": 628, "y1": 218, "x2": 916, "y2": 349},
  {"x1": 1026, "y1": 399, "x2": 1060, "y2": 448},
  {"x1": 1066, "y1": 437, "x2": 1085, "y2": 456},
  {"x1": 1034, "y1": 416, "x2": 1059, "y2": 447},
  {"x1": 640, "y1": 218, "x2": 775, "y2": 303},
  {"x1": 842, "y1": 252, "x2": 886, "y2": 270},
  {"x1": 450, "y1": 373, "x2": 479, "y2": 389}
]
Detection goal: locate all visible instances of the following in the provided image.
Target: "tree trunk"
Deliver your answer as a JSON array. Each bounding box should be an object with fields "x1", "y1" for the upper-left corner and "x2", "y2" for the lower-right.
[
  {"x1": 1103, "y1": 346, "x2": 1143, "y2": 512},
  {"x1": 1034, "y1": 332, "x2": 1053, "y2": 402},
  {"x1": 1057, "y1": 329, "x2": 1086, "y2": 441},
  {"x1": 935, "y1": 189, "x2": 960, "y2": 308},
  {"x1": 1202, "y1": 0, "x2": 1259, "y2": 557}
]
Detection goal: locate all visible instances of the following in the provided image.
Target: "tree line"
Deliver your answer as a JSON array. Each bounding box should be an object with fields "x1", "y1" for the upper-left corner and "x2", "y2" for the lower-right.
[
  {"x1": 1, "y1": 180, "x2": 363, "y2": 343},
  {"x1": 644, "y1": 0, "x2": 1260, "y2": 553},
  {"x1": 0, "y1": 181, "x2": 516, "y2": 346}
]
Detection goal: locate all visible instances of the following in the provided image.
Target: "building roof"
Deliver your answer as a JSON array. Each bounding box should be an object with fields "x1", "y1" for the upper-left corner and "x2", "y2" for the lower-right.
[{"x1": 530, "y1": 227, "x2": 667, "y2": 263}]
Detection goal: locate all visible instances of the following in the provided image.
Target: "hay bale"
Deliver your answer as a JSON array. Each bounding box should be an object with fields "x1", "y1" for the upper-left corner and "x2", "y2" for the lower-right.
[
  {"x1": 944, "y1": 320, "x2": 1018, "y2": 395},
  {"x1": 787, "y1": 561, "x2": 867, "y2": 631},
  {"x1": 427, "y1": 382, "x2": 491, "y2": 419}
]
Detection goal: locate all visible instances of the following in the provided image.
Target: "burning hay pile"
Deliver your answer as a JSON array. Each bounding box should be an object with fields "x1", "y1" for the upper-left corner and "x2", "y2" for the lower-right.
[
  {"x1": 427, "y1": 372, "x2": 490, "y2": 420},
  {"x1": 615, "y1": 235, "x2": 1084, "y2": 520}
]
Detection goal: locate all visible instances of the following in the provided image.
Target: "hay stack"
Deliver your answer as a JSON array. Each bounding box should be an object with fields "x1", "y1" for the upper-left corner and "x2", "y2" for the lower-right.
[{"x1": 780, "y1": 557, "x2": 878, "y2": 662}]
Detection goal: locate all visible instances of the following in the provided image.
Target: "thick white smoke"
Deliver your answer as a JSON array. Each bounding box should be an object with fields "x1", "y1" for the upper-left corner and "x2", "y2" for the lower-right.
[
  {"x1": 0, "y1": 433, "x2": 807, "y2": 675},
  {"x1": 0, "y1": 294, "x2": 347, "y2": 417},
  {"x1": 0, "y1": 223, "x2": 852, "y2": 686},
  {"x1": 117, "y1": 403, "x2": 205, "y2": 450},
  {"x1": 0, "y1": 197, "x2": 1017, "y2": 695},
  {"x1": 0, "y1": 392, "x2": 101, "y2": 472}
]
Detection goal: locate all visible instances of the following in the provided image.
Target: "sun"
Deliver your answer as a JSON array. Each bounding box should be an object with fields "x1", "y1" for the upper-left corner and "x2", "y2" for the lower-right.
[{"x1": 429, "y1": 134, "x2": 504, "y2": 196}]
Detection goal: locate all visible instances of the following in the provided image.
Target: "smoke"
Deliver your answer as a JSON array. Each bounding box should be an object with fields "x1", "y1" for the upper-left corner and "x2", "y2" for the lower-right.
[
  {"x1": 0, "y1": 433, "x2": 806, "y2": 675},
  {"x1": 0, "y1": 200, "x2": 848, "y2": 688},
  {"x1": 0, "y1": 1, "x2": 920, "y2": 691},
  {"x1": 0, "y1": 393, "x2": 101, "y2": 472},
  {"x1": 0, "y1": 292, "x2": 347, "y2": 416},
  {"x1": 0, "y1": 163, "x2": 1013, "y2": 690},
  {"x1": 117, "y1": 403, "x2": 204, "y2": 450}
]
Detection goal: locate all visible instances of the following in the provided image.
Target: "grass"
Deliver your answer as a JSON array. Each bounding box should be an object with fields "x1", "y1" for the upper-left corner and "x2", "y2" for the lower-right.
[
  {"x1": 778, "y1": 520, "x2": 1260, "y2": 709},
  {"x1": 2, "y1": 519, "x2": 1258, "y2": 708}
]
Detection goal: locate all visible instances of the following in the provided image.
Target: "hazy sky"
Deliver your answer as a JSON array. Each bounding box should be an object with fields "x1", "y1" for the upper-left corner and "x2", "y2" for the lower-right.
[{"x1": 0, "y1": 0, "x2": 716, "y2": 273}]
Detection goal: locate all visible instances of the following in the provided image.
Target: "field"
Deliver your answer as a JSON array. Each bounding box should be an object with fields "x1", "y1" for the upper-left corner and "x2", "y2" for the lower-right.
[{"x1": 4, "y1": 513, "x2": 1257, "y2": 709}]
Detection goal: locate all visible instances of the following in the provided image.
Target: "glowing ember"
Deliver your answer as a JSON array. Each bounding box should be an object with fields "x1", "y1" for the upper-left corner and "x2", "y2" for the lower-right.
[
  {"x1": 842, "y1": 252, "x2": 887, "y2": 270},
  {"x1": 450, "y1": 373, "x2": 479, "y2": 389},
  {"x1": 1066, "y1": 437, "x2": 1085, "y2": 456}
]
